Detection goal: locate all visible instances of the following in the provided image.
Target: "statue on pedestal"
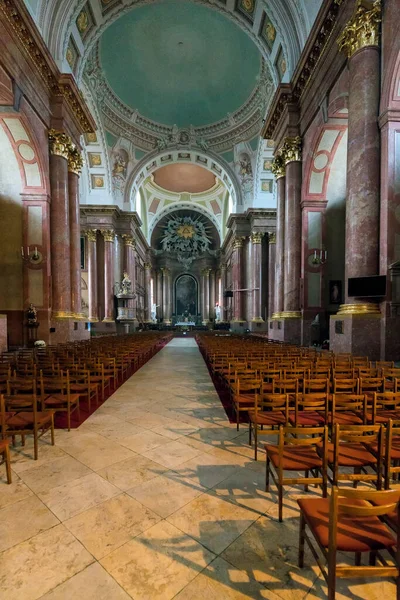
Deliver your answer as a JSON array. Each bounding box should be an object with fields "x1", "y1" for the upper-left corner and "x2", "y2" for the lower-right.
[
  {"x1": 121, "y1": 271, "x2": 132, "y2": 295},
  {"x1": 27, "y1": 303, "x2": 38, "y2": 326},
  {"x1": 215, "y1": 303, "x2": 221, "y2": 322}
]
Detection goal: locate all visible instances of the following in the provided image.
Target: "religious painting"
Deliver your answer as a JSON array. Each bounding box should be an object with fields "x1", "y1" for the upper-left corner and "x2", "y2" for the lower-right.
[
  {"x1": 276, "y1": 47, "x2": 287, "y2": 81},
  {"x1": 91, "y1": 175, "x2": 105, "y2": 189},
  {"x1": 263, "y1": 159, "x2": 272, "y2": 171},
  {"x1": 175, "y1": 275, "x2": 198, "y2": 317},
  {"x1": 236, "y1": 0, "x2": 255, "y2": 23},
  {"x1": 88, "y1": 153, "x2": 102, "y2": 167},
  {"x1": 260, "y1": 12, "x2": 276, "y2": 52},
  {"x1": 330, "y1": 280, "x2": 342, "y2": 304},
  {"x1": 261, "y1": 179, "x2": 273, "y2": 193},
  {"x1": 85, "y1": 132, "x2": 98, "y2": 145},
  {"x1": 238, "y1": 152, "x2": 252, "y2": 180},
  {"x1": 66, "y1": 37, "x2": 78, "y2": 71},
  {"x1": 267, "y1": 139, "x2": 275, "y2": 148},
  {"x1": 76, "y1": 3, "x2": 94, "y2": 40},
  {"x1": 112, "y1": 149, "x2": 128, "y2": 179}
]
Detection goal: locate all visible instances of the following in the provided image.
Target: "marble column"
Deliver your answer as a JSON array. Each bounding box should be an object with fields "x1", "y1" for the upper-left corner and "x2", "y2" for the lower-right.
[
  {"x1": 220, "y1": 263, "x2": 227, "y2": 322},
  {"x1": 201, "y1": 268, "x2": 210, "y2": 324},
  {"x1": 85, "y1": 230, "x2": 98, "y2": 322},
  {"x1": 100, "y1": 230, "x2": 115, "y2": 322},
  {"x1": 144, "y1": 263, "x2": 152, "y2": 322},
  {"x1": 251, "y1": 232, "x2": 264, "y2": 322},
  {"x1": 232, "y1": 237, "x2": 244, "y2": 322},
  {"x1": 68, "y1": 145, "x2": 84, "y2": 320},
  {"x1": 156, "y1": 269, "x2": 163, "y2": 320},
  {"x1": 161, "y1": 268, "x2": 171, "y2": 324},
  {"x1": 271, "y1": 154, "x2": 286, "y2": 318},
  {"x1": 268, "y1": 233, "x2": 276, "y2": 320},
  {"x1": 283, "y1": 137, "x2": 302, "y2": 317},
  {"x1": 209, "y1": 269, "x2": 216, "y2": 321},
  {"x1": 338, "y1": 0, "x2": 381, "y2": 311},
  {"x1": 49, "y1": 130, "x2": 72, "y2": 319},
  {"x1": 122, "y1": 235, "x2": 137, "y2": 321}
]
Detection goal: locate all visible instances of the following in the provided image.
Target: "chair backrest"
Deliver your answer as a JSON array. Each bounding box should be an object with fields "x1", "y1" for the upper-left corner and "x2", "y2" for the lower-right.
[
  {"x1": 257, "y1": 393, "x2": 289, "y2": 418},
  {"x1": 333, "y1": 422, "x2": 383, "y2": 447},
  {"x1": 295, "y1": 393, "x2": 328, "y2": 416},
  {"x1": 333, "y1": 378, "x2": 360, "y2": 394},
  {"x1": 303, "y1": 378, "x2": 329, "y2": 393},
  {"x1": 359, "y1": 377, "x2": 384, "y2": 393},
  {"x1": 276, "y1": 425, "x2": 328, "y2": 469},
  {"x1": 7, "y1": 376, "x2": 37, "y2": 395},
  {"x1": 272, "y1": 378, "x2": 299, "y2": 394},
  {"x1": 332, "y1": 394, "x2": 367, "y2": 422}
]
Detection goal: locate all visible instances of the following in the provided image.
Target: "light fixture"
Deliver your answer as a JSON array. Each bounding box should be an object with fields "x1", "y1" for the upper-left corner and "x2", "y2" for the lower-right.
[
  {"x1": 311, "y1": 249, "x2": 327, "y2": 266},
  {"x1": 20, "y1": 246, "x2": 44, "y2": 265}
]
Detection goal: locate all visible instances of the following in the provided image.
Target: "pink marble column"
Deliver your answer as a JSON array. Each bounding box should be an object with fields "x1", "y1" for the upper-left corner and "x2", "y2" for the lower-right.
[
  {"x1": 220, "y1": 263, "x2": 227, "y2": 321},
  {"x1": 68, "y1": 148, "x2": 83, "y2": 320},
  {"x1": 345, "y1": 47, "x2": 380, "y2": 299},
  {"x1": 101, "y1": 230, "x2": 115, "y2": 322},
  {"x1": 251, "y1": 232, "x2": 264, "y2": 321},
  {"x1": 156, "y1": 269, "x2": 163, "y2": 320},
  {"x1": 122, "y1": 235, "x2": 137, "y2": 320},
  {"x1": 268, "y1": 234, "x2": 276, "y2": 319},
  {"x1": 49, "y1": 131, "x2": 72, "y2": 319},
  {"x1": 232, "y1": 237, "x2": 244, "y2": 321},
  {"x1": 86, "y1": 230, "x2": 98, "y2": 322},
  {"x1": 284, "y1": 149, "x2": 302, "y2": 315},
  {"x1": 202, "y1": 268, "x2": 210, "y2": 323},
  {"x1": 209, "y1": 269, "x2": 216, "y2": 321},
  {"x1": 144, "y1": 263, "x2": 152, "y2": 322},
  {"x1": 273, "y1": 169, "x2": 286, "y2": 317},
  {"x1": 161, "y1": 268, "x2": 171, "y2": 324}
]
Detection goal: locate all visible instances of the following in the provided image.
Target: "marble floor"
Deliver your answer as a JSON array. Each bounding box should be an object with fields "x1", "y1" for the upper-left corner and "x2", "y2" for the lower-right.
[{"x1": 0, "y1": 338, "x2": 396, "y2": 599}]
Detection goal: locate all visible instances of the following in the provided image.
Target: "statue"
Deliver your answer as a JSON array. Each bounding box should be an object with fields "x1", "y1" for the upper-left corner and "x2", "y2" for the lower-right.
[
  {"x1": 27, "y1": 303, "x2": 37, "y2": 325},
  {"x1": 121, "y1": 271, "x2": 132, "y2": 295},
  {"x1": 215, "y1": 303, "x2": 221, "y2": 322}
]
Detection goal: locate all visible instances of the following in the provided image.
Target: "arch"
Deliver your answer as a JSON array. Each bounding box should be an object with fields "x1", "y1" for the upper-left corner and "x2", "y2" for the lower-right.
[
  {"x1": 148, "y1": 203, "x2": 222, "y2": 246},
  {"x1": 175, "y1": 273, "x2": 198, "y2": 317}
]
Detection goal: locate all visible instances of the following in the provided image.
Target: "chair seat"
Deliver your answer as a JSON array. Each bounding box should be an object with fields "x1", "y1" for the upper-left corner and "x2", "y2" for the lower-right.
[
  {"x1": 366, "y1": 410, "x2": 400, "y2": 424},
  {"x1": 298, "y1": 497, "x2": 396, "y2": 552},
  {"x1": 249, "y1": 411, "x2": 286, "y2": 426},
  {"x1": 327, "y1": 412, "x2": 363, "y2": 425},
  {"x1": 288, "y1": 411, "x2": 326, "y2": 426},
  {"x1": 265, "y1": 444, "x2": 323, "y2": 471},
  {"x1": 370, "y1": 494, "x2": 400, "y2": 532},
  {"x1": 234, "y1": 394, "x2": 256, "y2": 406},
  {"x1": 325, "y1": 442, "x2": 377, "y2": 467},
  {"x1": 44, "y1": 393, "x2": 80, "y2": 406},
  {"x1": 7, "y1": 411, "x2": 52, "y2": 428}
]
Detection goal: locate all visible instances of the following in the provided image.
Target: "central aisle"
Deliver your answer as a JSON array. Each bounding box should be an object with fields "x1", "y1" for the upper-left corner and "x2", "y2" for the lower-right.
[{"x1": 1, "y1": 338, "x2": 379, "y2": 600}]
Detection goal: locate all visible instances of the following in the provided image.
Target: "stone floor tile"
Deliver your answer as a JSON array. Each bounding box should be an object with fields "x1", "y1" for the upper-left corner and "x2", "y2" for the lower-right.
[
  {"x1": 172, "y1": 451, "x2": 240, "y2": 489},
  {"x1": 97, "y1": 454, "x2": 168, "y2": 490},
  {"x1": 0, "y1": 471, "x2": 34, "y2": 509},
  {"x1": 141, "y1": 439, "x2": 205, "y2": 468},
  {"x1": 119, "y1": 429, "x2": 172, "y2": 453},
  {"x1": 18, "y1": 455, "x2": 92, "y2": 494}
]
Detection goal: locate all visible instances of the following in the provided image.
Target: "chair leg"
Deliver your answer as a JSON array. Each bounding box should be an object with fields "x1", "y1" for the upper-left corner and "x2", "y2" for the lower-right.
[
  {"x1": 67, "y1": 405, "x2": 71, "y2": 432},
  {"x1": 34, "y1": 430, "x2": 38, "y2": 460},
  {"x1": 278, "y1": 483, "x2": 283, "y2": 522},
  {"x1": 355, "y1": 553, "x2": 361, "y2": 566},
  {"x1": 248, "y1": 422, "x2": 252, "y2": 446},
  {"x1": 266, "y1": 456, "x2": 270, "y2": 491},
  {"x1": 236, "y1": 406, "x2": 239, "y2": 431},
  {"x1": 298, "y1": 513, "x2": 306, "y2": 568},
  {"x1": 327, "y1": 549, "x2": 337, "y2": 600},
  {"x1": 254, "y1": 427, "x2": 258, "y2": 462},
  {"x1": 77, "y1": 400, "x2": 80, "y2": 422},
  {"x1": 304, "y1": 470, "x2": 309, "y2": 492},
  {"x1": 4, "y1": 444, "x2": 11, "y2": 484},
  {"x1": 50, "y1": 415, "x2": 55, "y2": 446}
]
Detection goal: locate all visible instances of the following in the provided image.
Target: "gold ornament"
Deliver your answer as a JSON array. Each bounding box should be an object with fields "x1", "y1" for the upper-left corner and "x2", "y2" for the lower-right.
[
  {"x1": 122, "y1": 234, "x2": 136, "y2": 248},
  {"x1": 269, "y1": 232, "x2": 276, "y2": 244},
  {"x1": 144, "y1": 262, "x2": 152, "y2": 270},
  {"x1": 176, "y1": 224, "x2": 195, "y2": 239},
  {"x1": 48, "y1": 129, "x2": 71, "y2": 160},
  {"x1": 338, "y1": 0, "x2": 381, "y2": 58},
  {"x1": 282, "y1": 136, "x2": 302, "y2": 165},
  {"x1": 233, "y1": 236, "x2": 245, "y2": 250},
  {"x1": 85, "y1": 229, "x2": 97, "y2": 242},
  {"x1": 271, "y1": 152, "x2": 286, "y2": 179},
  {"x1": 68, "y1": 144, "x2": 84, "y2": 175},
  {"x1": 336, "y1": 303, "x2": 380, "y2": 315},
  {"x1": 101, "y1": 229, "x2": 115, "y2": 243},
  {"x1": 251, "y1": 232, "x2": 264, "y2": 244}
]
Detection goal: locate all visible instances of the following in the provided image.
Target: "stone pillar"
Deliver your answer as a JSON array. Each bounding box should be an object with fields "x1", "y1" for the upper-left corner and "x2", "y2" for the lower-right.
[
  {"x1": 202, "y1": 268, "x2": 210, "y2": 324},
  {"x1": 144, "y1": 263, "x2": 152, "y2": 322},
  {"x1": 283, "y1": 137, "x2": 302, "y2": 317},
  {"x1": 85, "y1": 230, "x2": 98, "y2": 322},
  {"x1": 251, "y1": 232, "x2": 264, "y2": 322},
  {"x1": 161, "y1": 268, "x2": 171, "y2": 324},
  {"x1": 271, "y1": 154, "x2": 286, "y2": 318},
  {"x1": 49, "y1": 130, "x2": 72, "y2": 319},
  {"x1": 268, "y1": 233, "x2": 276, "y2": 321},
  {"x1": 122, "y1": 235, "x2": 137, "y2": 322},
  {"x1": 330, "y1": 1, "x2": 382, "y2": 358},
  {"x1": 156, "y1": 269, "x2": 163, "y2": 320},
  {"x1": 337, "y1": 0, "x2": 381, "y2": 312},
  {"x1": 100, "y1": 230, "x2": 115, "y2": 322},
  {"x1": 231, "y1": 237, "x2": 245, "y2": 322},
  {"x1": 220, "y1": 263, "x2": 227, "y2": 322},
  {"x1": 209, "y1": 269, "x2": 216, "y2": 321},
  {"x1": 67, "y1": 145, "x2": 84, "y2": 320}
]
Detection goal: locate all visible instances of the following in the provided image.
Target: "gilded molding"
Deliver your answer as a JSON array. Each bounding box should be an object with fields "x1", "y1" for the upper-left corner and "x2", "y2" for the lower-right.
[
  {"x1": 233, "y1": 236, "x2": 245, "y2": 250},
  {"x1": 144, "y1": 262, "x2": 152, "y2": 270},
  {"x1": 269, "y1": 232, "x2": 276, "y2": 244},
  {"x1": 282, "y1": 136, "x2": 302, "y2": 164},
  {"x1": 201, "y1": 268, "x2": 212, "y2": 276},
  {"x1": 271, "y1": 152, "x2": 286, "y2": 179},
  {"x1": 48, "y1": 129, "x2": 71, "y2": 160},
  {"x1": 100, "y1": 229, "x2": 115, "y2": 242},
  {"x1": 280, "y1": 311, "x2": 302, "y2": 319},
  {"x1": 251, "y1": 232, "x2": 264, "y2": 244},
  {"x1": 85, "y1": 229, "x2": 97, "y2": 242},
  {"x1": 338, "y1": 0, "x2": 381, "y2": 58},
  {"x1": 68, "y1": 144, "x2": 84, "y2": 175},
  {"x1": 122, "y1": 234, "x2": 136, "y2": 248},
  {"x1": 337, "y1": 303, "x2": 380, "y2": 315}
]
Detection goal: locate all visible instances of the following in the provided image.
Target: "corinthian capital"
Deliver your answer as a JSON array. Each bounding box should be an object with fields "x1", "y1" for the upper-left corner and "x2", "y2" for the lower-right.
[
  {"x1": 85, "y1": 229, "x2": 97, "y2": 242},
  {"x1": 282, "y1": 136, "x2": 302, "y2": 165},
  {"x1": 271, "y1": 152, "x2": 286, "y2": 179},
  {"x1": 100, "y1": 229, "x2": 115, "y2": 243},
  {"x1": 68, "y1": 144, "x2": 84, "y2": 175},
  {"x1": 251, "y1": 231, "x2": 264, "y2": 244},
  {"x1": 48, "y1": 129, "x2": 71, "y2": 160},
  {"x1": 122, "y1": 234, "x2": 136, "y2": 248},
  {"x1": 338, "y1": 0, "x2": 381, "y2": 58}
]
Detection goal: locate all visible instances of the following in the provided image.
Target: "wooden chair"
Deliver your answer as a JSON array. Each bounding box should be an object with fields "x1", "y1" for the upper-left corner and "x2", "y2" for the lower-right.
[
  {"x1": 5, "y1": 391, "x2": 55, "y2": 460},
  {"x1": 248, "y1": 392, "x2": 289, "y2": 460},
  {"x1": 333, "y1": 378, "x2": 359, "y2": 395},
  {"x1": 265, "y1": 425, "x2": 328, "y2": 522},
  {"x1": 232, "y1": 377, "x2": 261, "y2": 430},
  {"x1": 289, "y1": 393, "x2": 328, "y2": 427},
  {"x1": 40, "y1": 371, "x2": 80, "y2": 431},
  {"x1": 303, "y1": 378, "x2": 329, "y2": 394},
  {"x1": 327, "y1": 423, "x2": 383, "y2": 489},
  {"x1": 369, "y1": 392, "x2": 400, "y2": 425},
  {"x1": 359, "y1": 377, "x2": 385, "y2": 395},
  {"x1": 0, "y1": 395, "x2": 11, "y2": 483},
  {"x1": 383, "y1": 419, "x2": 400, "y2": 490},
  {"x1": 69, "y1": 368, "x2": 99, "y2": 412},
  {"x1": 298, "y1": 487, "x2": 400, "y2": 600},
  {"x1": 328, "y1": 394, "x2": 367, "y2": 427}
]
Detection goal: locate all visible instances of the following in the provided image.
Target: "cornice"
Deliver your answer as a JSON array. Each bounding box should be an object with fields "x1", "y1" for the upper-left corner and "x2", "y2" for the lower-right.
[
  {"x1": 80, "y1": 206, "x2": 121, "y2": 217},
  {"x1": 0, "y1": 0, "x2": 96, "y2": 134}
]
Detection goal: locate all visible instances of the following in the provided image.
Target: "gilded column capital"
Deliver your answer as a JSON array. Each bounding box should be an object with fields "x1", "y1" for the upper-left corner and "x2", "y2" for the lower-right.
[
  {"x1": 338, "y1": 0, "x2": 381, "y2": 58},
  {"x1": 122, "y1": 234, "x2": 136, "y2": 248},
  {"x1": 282, "y1": 136, "x2": 302, "y2": 164},
  {"x1": 48, "y1": 129, "x2": 71, "y2": 160},
  {"x1": 233, "y1": 236, "x2": 245, "y2": 250},
  {"x1": 271, "y1": 153, "x2": 286, "y2": 179},
  {"x1": 100, "y1": 229, "x2": 115, "y2": 243},
  {"x1": 68, "y1": 144, "x2": 84, "y2": 175},
  {"x1": 201, "y1": 268, "x2": 212, "y2": 277},
  {"x1": 144, "y1": 262, "x2": 152, "y2": 270},
  {"x1": 251, "y1": 231, "x2": 264, "y2": 244},
  {"x1": 84, "y1": 229, "x2": 97, "y2": 242},
  {"x1": 268, "y1": 232, "x2": 277, "y2": 244},
  {"x1": 160, "y1": 267, "x2": 170, "y2": 275}
]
